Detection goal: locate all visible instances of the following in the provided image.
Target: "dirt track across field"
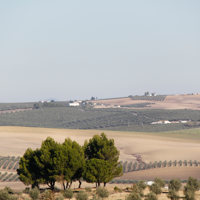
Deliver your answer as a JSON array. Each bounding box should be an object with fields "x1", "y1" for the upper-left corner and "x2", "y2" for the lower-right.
[{"x1": 92, "y1": 95, "x2": 200, "y2": 110}]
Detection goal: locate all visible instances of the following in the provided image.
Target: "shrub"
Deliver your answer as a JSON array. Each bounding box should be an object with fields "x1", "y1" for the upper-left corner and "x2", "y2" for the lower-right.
[
  {"x1": 125, "y1": 192, "x2": 141, "y2": 200},
  {"x1": 128, "y1": 162, "x2": 133, "y2": 172},
  {"x1": 138, "y1": 163, "x2": 142, "y2": 170},
  {"x1": 168, "y1": 179, "x2": 181, "y2": 191},
  {"x1": 164, "y1": 160, "x2": 167, "y2": 167},
  {"x1": 148, "y1": 162, "x2": 152, "y2": 169},
  {"x1": 167, "y1": 189, "x2": 179, "y2": 200},
  {"x1": 169, "y1": 160, "x2": 172, "y2": 167},
  {"x1": 55, "y1": 195, "x2": 64, "y2": 200},
  {"x1": 96, "y1": 187, "x2": 109, "y2": 199},
  {"x1": 123, "y1": 161, "x2": 128, "y2": 172},
  {"x1": 144, "y1": 192, "x2": 158, "y2": 200},
  {"x1": 184, "y1": 185, "x2": 195, "y2": 200},
  {"x1": 7, "y1": 196, "x2": 18, "y2": 200},
  {"x1": 131, "y1": 184, "x2": 140, "y2": 194},
  {"x1": 179, "y1": 160, "x2": 182, "y2": 166},
  {"x1": 114, "y1": 186, "x2": 119, "y2": 192},
  {"x1": 154, "y1": 178, "x2": 165, "y2": 187},
  {"x1": 63, "y1": 189, "x2": 73, "y2": 199},
  {"x1": 91, "y1": 194, "x2": 100, "y2": 200},
  {"x1": 143, "y1": 164, "x2": 147, "y2": 170},
  {"x1": 133, "y1": 162, "x2": 137, "y2": 171},
  {"x1": 137, "y1": 180, "x2": 147, "y2": 190},
  {"x1": 186, "y1": 176, "x2": 200, "y2": 191},
  {"x1": 184, "y1": 160, "x2": 187, "y2": 166},
  {"x1": 131, "y1": 183, "x2": 143, "y2": 197},
  {"x1": 118, "y1": 188, "x2": 122, "y2": 193},
  {"x1": 158, "y1": 161, "x2": 162, "y2": 168},
  {"x1": 29, "y1": 188, "x2": 40, "y2": 200},
  {"x1": 0, "y1": 189, "x2": 9, "y2": 200},
  {"x1": 4, "y1": 186, "x2": 14, "y2": 194},
  {"x1": 42, "y1": 190, "x2": 55, "y2": 200},
  {"x1": 174, "y1": 160, "x2": 177, "y2": 166},
  {"x1": 23, "y1": 187, "x2": 30, "y2": 194},
  {"x1": 76, "y1": 191, "x2": 89, "y2": 200},
  {"x1": 85, "y1": 187, "x2": 92, "y2": 193},
  {"x1": 189, "y1": 160, "x2": 192, "y2": 166},
  {"x1": 154, "y1": 161, "x2": 157, "y2": 168},
  {"x1": 149, "y1": 183, "x2": 162, "y2": 195}
]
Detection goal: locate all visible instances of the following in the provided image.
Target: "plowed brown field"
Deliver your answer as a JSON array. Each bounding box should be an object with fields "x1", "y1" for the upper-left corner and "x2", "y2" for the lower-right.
[{"x1": 92, "y1": 95, "x2": 200, "y2": 110}]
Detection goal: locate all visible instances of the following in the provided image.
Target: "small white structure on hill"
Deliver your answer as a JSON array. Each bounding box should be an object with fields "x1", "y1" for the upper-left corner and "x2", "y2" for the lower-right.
[
  {"x1": 68, "y1": 102, "x2": 80, "y2": 106},
  {"x1": 146, "y1": 181, "x2": 154, "y2": 186},
  {"x1": 151, "y1": 120, "x2": 171, "y2": 124}
]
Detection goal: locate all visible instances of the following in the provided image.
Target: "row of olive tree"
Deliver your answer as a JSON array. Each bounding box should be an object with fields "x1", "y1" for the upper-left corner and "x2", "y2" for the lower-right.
[{"x1": 17, "y1": 133, "x2": 123, "y2": 190}]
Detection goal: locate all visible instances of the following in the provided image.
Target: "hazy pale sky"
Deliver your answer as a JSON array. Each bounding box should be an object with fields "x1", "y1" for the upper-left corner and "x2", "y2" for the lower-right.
[{"x1": 0, "y1": 0, "x2": 200, "y2": 102}]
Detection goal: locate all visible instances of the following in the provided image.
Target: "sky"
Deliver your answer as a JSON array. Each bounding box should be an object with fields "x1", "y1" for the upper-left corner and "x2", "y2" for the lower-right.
[{"x1": 0, "y1": 0, "x2": 200, "y2": 102}]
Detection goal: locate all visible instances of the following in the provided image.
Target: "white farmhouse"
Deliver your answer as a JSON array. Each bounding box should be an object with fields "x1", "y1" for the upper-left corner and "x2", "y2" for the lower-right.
[{"x1": 68, "y1": 102, "x2": 80, "y2": 106}]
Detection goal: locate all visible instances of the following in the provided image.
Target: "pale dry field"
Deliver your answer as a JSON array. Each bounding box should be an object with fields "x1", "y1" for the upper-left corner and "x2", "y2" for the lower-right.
[
  {"x1": 120, "y1": 166, "x2": 200, "y2": 180},
  {"x1": 92, "y1": 95, "x2": 200, "y2": 110},
  {"x1": 0, "y1": 126, "x2": 200, "y2": 191}
]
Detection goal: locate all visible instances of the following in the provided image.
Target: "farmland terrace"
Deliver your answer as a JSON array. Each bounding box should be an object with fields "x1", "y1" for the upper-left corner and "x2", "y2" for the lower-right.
[{"x1": 91, "y1": 94, "x2": 200, "y2": 110}]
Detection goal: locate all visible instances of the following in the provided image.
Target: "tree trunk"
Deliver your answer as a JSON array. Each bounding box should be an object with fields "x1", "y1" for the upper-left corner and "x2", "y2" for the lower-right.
[
  {"x1": 96, "y1": 182, "x2": 97, "y2": 188},
  {"x1": 66, "y1": 182, "x2": 69, "y2": 189},
  {"x1": 32, "y1": 181, "x2": 39, "y2": 189},
  {"x1": 69, "y1": 181, "x2": 72, "y2": 188},
  {"x1": 104, "y1": 182, "x2": 106, "y2": 187},
  {"x1": 98, "y1": 181, "x2": 100, "y2": 187},
  {"x1": 78, "y1": 180, "x2": 82, "y2": 188},
  {"x1": 63, "y1": 183, "x2": 66, "y2": 190},
  {"x1": 50, "y1": 181, "x2": 55, "y2": 190}
]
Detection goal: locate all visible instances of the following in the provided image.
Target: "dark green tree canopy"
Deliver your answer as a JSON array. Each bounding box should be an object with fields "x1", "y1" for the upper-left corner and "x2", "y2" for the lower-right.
[
  {"x1": 168, "y1": 178, "x2": 181, "y2": 192},
  {"x1": 84, "y1": 133, "x2": 122, "y2": 181},
  {"x1": 17, "y1": 148, "x2": 42, "y2": 188},
  {"x1": 154, "y1": 177, "x2": 165, "y2": 188},
  {"x1": 18, "y1": 137, "x2": 85, "y2": 190},
  {"x1": 83, "y1": 158, "x2": 113, "y2": 186}
]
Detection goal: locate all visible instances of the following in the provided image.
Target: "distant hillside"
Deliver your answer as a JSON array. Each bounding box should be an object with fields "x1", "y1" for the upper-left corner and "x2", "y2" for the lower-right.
[
  {"x1": 91, "y1": 94, "x2": 200, "y2": 110},
  {"x1": 0, "y1": 104, "x2": 200, "y2": 132}
]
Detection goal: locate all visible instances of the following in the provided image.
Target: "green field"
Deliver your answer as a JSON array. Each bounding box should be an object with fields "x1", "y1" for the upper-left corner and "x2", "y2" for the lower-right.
[{"x1": 0, "y1": 102, "x2": 200, "y2": 132}]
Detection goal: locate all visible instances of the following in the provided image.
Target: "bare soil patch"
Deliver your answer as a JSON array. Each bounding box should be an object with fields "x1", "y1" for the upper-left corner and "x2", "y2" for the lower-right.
[
  {"x1": 120, "y1": 167, "x2": 200, "y2": 180},
  {"x1": 92, "y1": 95, "x2": 200, "y2": 110}
]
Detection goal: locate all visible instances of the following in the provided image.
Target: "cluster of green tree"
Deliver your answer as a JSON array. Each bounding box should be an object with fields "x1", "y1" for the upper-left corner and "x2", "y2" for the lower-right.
[
  {"x1": 0, "y1": 102, "x2": 34, "y2": 111},
  {"x1": 33, "y1": 101, "x2": 69, "y2": 109},
  {"x1": 121, "y1": 103, "x2": 155, "y2": 108},
  {"x1": 131, "y1": 95, "x2": 166, "y2": 101},
  {"x1": 125, "y1": 177, "x2": 200, "y2": 200},
  {"x1": 17, "y1": 133, "x2": 122, "y2": 190},
  {"x1": 1, "y1": 106, "x2": 200, "y2": 132},
  {"x1": 0, "y1": 186, "x2": 18, "y2": 200}
]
